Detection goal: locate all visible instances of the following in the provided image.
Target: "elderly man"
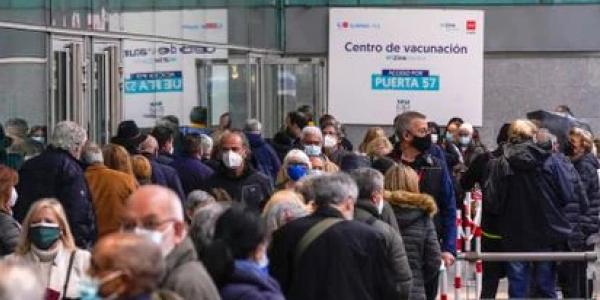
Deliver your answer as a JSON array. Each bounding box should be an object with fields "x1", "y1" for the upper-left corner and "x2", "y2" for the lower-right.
[
  {"x1": 350, "y1": 168, "x2": 412, "y2": 299},
  {"x1": 86, "y1": 233, "x2": 169, "y2": 299},
  {"x1": 202, "y1": 130, "x2": 272, "y2": 211},
  {"x1": 139, "y1": 135, "x2": 185, "y2": 201},
  {"x1": 124, "y1": 185, "x2": 219, "y2": 300},
  {"x1": 245, "y1": 118, "x2": 281, "y2": 184},
  {"x1": 82, "y1": 143, "x2": 138, "y2": 237},
  {"x1": 14, "y1": 121, "x2": 97, "y2": 248},
  {"x1": 301, "y1": 126, "x2": 339, "y2": 172},
  {"x1": 268, "y1": 173, "x2": 401, "y2": 300}
]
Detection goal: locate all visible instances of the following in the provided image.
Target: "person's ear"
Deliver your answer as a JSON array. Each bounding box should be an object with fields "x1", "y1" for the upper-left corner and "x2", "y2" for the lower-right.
[{"x1": 173, "y1": 221, "x2": 186, "y2": 239}]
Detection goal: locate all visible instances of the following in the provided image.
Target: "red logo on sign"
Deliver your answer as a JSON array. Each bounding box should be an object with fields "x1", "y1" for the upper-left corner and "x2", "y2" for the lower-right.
[
  {"x1": 342, "y1": 21, "x2": 349, "y2": 28},
  {"x1": 466, "y1": 20, "x2": 476, "y2": 31}
]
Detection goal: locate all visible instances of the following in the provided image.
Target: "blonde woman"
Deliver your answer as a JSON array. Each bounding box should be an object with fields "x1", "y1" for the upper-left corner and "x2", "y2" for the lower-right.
[
  {"x1": 384, "y1": 164, "x2": 440, "y2": 300},
  {"x1": 131, "y1": 154, "x2": 153, "y2": 185},
  {"x1": 358, "y1": 127, "x2": 386, "y2": 154},
  {"x1": 9, "y1": 199, "x2": 90, "y2": 299},
  {"x1": 366, "y1": 136, "x2": 394, "y2": 159},
  {"x1": 102, "y1": 143, "x2": 135, "y2": 177}
]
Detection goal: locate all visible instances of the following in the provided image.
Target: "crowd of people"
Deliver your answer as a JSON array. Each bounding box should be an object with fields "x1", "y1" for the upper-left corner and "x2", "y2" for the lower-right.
[{"x1": 0, "y1": 104, "x2": 597, "y2": 299}]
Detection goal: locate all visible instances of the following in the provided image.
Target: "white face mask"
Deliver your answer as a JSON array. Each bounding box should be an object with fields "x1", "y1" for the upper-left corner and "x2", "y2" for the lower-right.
[
  {"x1": 304, "y1": 145, "x2": 322, "y2": 157},
  {"x1": 8, "y1": 187, "x2": 17, "y2": 208},
  {"x1": 134, "y1": 226, "x2": 174, "y2": 257},
  {"x1": 222, "y1": 150, "x2": 243, "y2": 169},
  {"x1": 377, "y1": 198, "x2": 385, "y2": 215},
  {"x1": 431, "y1": 134, "x2": 439, "y2": 144},
  {"x1": 31, "y1": 136, "x2": 45, "y2": 144},
  {"x1": 459, "y1": 136, "x2": 471, "y2": 146},
  {"x1": 323, "y1": 135, "x2": 337, "y2": 149}
]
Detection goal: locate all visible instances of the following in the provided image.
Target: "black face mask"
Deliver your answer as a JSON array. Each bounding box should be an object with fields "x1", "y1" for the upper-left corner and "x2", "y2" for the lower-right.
[
  {"x1": 411, "y1": 133, "x2": 433, "y2": 152},
  {"x1": 564, "y1": 141, "x2": 575, "y2": 156}
]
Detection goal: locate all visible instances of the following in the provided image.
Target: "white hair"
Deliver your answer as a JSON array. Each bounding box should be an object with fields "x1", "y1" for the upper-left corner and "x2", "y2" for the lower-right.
[
  {"x1": 283, "y1": 149, "x2": 311, "y2": 169},
  {"x1": 186, "y1": 190, "x2": 216, "y2": 212},
  {"x1": 301, "y1": 126, "x2": 323, "y2": 144},
  {"x1": 262, "y1": 198, "x2": 308, "y2": 234},
  {"x1": 200, "y1": 134, "x2": 213, "y2": 156},
  {"x1": 50, "y1": 121, "x2": 87, "y2": 154},
  {"x1": 244, "y1": 119, "x2": 262, "y2": 134},
  {"x1": 459, "y1": 123, "x2": 474, "y2": 136},
  {"x1": 0, "y1": 260, "x2": 44, "y2": 300}
]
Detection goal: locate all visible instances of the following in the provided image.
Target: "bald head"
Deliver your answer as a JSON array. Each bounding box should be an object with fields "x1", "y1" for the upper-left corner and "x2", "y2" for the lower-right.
[
  {"x1": 91, "y1": 233, "x2": 164, "y2": 297},
  {"x1": 124, "y1": 185, "x2": 186, "y2": 253}
]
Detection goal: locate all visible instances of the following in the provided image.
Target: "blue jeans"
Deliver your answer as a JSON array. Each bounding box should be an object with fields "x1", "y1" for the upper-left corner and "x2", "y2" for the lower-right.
[{"x1": 506, "y1": 261, "x2": 557, "y2": 298}]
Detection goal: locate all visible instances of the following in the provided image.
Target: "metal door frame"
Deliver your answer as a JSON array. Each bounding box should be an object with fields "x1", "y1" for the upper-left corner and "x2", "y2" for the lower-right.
[{"x1": 91, "y1": 38, "x2": 121, "y2": 144}]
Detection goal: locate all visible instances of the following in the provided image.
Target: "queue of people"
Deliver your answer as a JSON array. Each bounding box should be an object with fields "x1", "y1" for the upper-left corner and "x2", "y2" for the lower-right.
[{"x1": 0, "y1": 104, "x2": 597, "y2": 299}]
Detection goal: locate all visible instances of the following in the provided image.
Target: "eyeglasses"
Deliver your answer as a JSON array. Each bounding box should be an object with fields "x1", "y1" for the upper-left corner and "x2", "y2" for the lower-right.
[{"x1": 120, "y1": 217, "x2": 177, "y2": 232}]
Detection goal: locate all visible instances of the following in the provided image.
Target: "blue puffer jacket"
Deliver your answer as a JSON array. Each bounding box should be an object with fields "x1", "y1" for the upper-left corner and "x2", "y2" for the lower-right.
[
  {"x1": 170, "y1": 155, "x2": 214, "y2": 196},
  {"x1": 572, "y1": 152, "x2": 600, "y2": 240},
  {"x1": 146, "y1": 155, "x2": 186, "y2": 202},
  {"x1": 220, "y1": 260, "x2": 285, "y2": 300},
  {"x1": 246, "y1": 133, "x2": 281, "y2": 185},
  {"x1": 14, "y1": 146, "x2": 97, "y2": 249}
]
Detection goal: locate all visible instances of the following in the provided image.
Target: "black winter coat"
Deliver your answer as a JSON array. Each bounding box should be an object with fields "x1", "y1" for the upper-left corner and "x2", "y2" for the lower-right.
[
  {"x1": 202, "y1": 164, "x2": 273, "y2": 211},
  {"x1": 493, "y1": 141, "x2": 586, "y2": 251},
  {"x1": 14, "y1": 147, "x2": 97, "y2": 248},
  {"x1": 146, "y1": 156, "x2": 186, "y2": 202},
  {"x1": 268, "y1": 206, "x2": 402, "y2": 300},
  {"x1": 270, "y1": 129, "x2": 301, "y2": 162},
  {"x1": 0, "y1": 211, "x2": 19, "y2": 256},
  {"x1": 354, "y1": 201, "x2": 413, "y2": 299},
  {"x1": 386, "y1": 191, "x2": 441, "y2": 300},
  {"x1": 572, "y1": 152, "x2": 600, "y2": 240}
]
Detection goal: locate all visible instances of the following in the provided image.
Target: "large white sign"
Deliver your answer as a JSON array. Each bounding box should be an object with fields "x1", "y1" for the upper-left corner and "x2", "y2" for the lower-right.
[
  {"x1": 329, "y1": 8, "x2": 484, "y2": 126},
  {"x1": 121, "y1": 9, "x2": 228, "y2": 128}
]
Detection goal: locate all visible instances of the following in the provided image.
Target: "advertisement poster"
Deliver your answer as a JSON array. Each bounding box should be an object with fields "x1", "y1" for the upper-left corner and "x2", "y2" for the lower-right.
[
  {"x1": 329, "y1": 8, "x2": 484, "y2": 126},
  {"x1": 122, "y1": 9, "x2": 228, "y2": 128}
]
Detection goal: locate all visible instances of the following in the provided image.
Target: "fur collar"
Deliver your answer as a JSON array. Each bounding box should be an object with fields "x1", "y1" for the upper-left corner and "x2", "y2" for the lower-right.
[{"x1": 384, "y1": 190, "x2": 438, "y2": 217}]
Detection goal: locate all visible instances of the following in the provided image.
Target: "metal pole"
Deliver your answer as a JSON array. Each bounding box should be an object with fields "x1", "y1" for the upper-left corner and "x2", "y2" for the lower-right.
[{"x1": 459, "y1": 252, "x2": 598, "y2": 262}]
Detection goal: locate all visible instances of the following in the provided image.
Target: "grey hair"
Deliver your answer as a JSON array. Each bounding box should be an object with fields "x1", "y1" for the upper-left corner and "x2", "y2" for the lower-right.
[
  {"x1": 537, "y1": 128, "x2": 557, "y2": 145},
  {"x1": 82, "y1": 142, "x2": 104, "y2": 165},
  {"x1": 301, "y1": 126, "x2": 323, "y2": 144},
  {"x1": 349, "y1": 168, "x2": 384, "y2": 199},
  {"x1": 50, "y1": 121, "x2": 87, "y2": 153},
  {"x1": 186, "y1": 190, "x2": 216, "y2": 213},
  {"x1": 394, "y1": 111, "x2": 426, "y2": 143},
  {"x1": 312, "y1": 173, "x2": 358, "y2": 207},
  {"x1": 189, "y1": 202, "x2": 228, "y2": 254},
  {"x1": 244, "y1": 119, "x2": 262, "y2": 134},
  {"x1": 262, "y1": 199, "x2": 308, "y2": 234},
  {"x1": 199, "y1": 134, "x2": 213, "y2": 156},
  {"x1": 283, "y1": 149, "x2": 311, "y2": 168},
  {"x1": 0, "y1": 260, "x2": 44, "y2": 300},
  {"x1": 5, "y1": 118, "x2": 28, "y2": 137},
  {"x1": 459, "y1": 123, "x2": 474, "y2": 136}
]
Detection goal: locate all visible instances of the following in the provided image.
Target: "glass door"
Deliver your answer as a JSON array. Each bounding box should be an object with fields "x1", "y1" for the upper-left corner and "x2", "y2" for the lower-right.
[
  {"x1": 91, "y1": 40, "x2": 121, "y2": 144},
  {"x1": 51, "y1": 37, "x2": 86, "y2": 127},
  {"x1": 262, "y1": 57, "x2": 327, "y2": 138}
]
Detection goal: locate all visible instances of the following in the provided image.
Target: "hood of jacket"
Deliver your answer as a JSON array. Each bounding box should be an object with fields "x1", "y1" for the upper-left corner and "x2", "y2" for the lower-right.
[
  {"x1": 384, "y1": 190, "x2": 437, "y2": 216},
  {"x1": 503, "y1": 141, "x2": 550, "y2": 171},
  {"x1": 246, "y1": 132, "x2": 266, "y2": 148}
]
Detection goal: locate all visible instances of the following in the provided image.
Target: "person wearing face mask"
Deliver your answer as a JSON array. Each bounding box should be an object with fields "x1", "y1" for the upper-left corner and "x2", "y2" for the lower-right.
[
  {"x1": 8, "y1": 199, "x2": 91, "y2": 300},
  {"x1": 320, "y1": 121, "x2": 350, "y2": 167},
  {"x1": 83, "y1": 232, "x2": 182, "y2": 300},
  {"x1": 349, "y1": 168, "x2": 412, "y2": 300},
  {"x1": 14, "y1": 121, "x2": 97, "y2": 249},
  {"x1": 383, "y1": 164, "x2": 441, "y2": 300},
  {"x1": 301, "y1": 126, "x2": 340, "y2": 172},
  {"x1": 244, "y1": 119, "x2": 281, "y2": 186},
  {"x1": 275, "y1": 149, "x2": 311, "y2": 191},
  {"x1": 202, "y1": 130, "x2": 273, "y2": 212},
  {"x1": 388, "y1": 111, "x2": 456, "y2": 279},
  {"x1": 202, "y1": 205, "x2": 284, "y2": 300},
  {"x1": 441, "y1": 118, "x2": 463, "y2": 171},
  {"x1": 269, "y1": 173, "x2": 402, "y2": 300},
  {"x1": 0, "y1": 165, "x2": 21, "y2": 256},
  {"x1": 124, "y1": 185, "x2": 220, "y2": 300}
]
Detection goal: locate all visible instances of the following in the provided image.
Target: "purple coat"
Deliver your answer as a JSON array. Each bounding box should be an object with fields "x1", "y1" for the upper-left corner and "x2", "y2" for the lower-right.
[{"x1": 220, "y1": 261, "x2": 284, "y2": 300}]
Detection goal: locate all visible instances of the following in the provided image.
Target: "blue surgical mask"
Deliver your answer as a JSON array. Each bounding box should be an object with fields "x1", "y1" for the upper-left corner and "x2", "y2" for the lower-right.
[
  {"x1": 459, "y1": 136, "x2": 471, "y2": 146},
  {"x1": 304, "y1": 145, "x2": 322, "y2": 157},
  {"x1": 445, "y1": 132, "x2": 454, "y2": 143},
  {"x1": 79, "y1": 271, "x2": 123, "y2": 300},
  {"x1": 287, "y1": 164, "x2": 308, "y2": 181}
]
